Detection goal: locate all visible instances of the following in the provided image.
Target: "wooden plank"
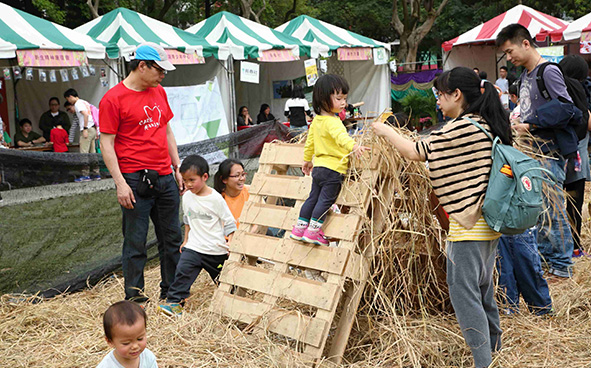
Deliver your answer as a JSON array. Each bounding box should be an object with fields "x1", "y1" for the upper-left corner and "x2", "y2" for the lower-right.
[
  {"x1": 343, "y1": 252, "x2": 370, "y2": 281},
  {"x1": 259, "y1": 143, "x2": 306, "y2": 166},
  {"x1": 231, "y1": 231, "x2": 351, "y2": 275},
  {"x1": 335, "y1": 179, "x2": 372, "y2": 207},
  {"x1": 239, "y1": 202, "x2": 362, "y2": 241},
  {"x1": 213, "y1": 290, "x2": 329, "y2": 348},
  {"x1": 220, "y1": 261, "x2": 341, "y2": 310},
  {"x1": 250, "y1": 173, "x2": 312, "y2": 201}
]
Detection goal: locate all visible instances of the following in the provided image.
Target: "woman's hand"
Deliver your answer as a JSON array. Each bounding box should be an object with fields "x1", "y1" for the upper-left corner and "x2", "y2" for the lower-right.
[{"x1": 371, "y1": 121, "x2": 393, "y2": 137}]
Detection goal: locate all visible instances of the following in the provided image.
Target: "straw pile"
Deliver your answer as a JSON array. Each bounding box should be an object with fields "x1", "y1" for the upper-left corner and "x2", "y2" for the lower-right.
[{"x1": 2, "y1": 124, "x2": 591, "y2": 367}]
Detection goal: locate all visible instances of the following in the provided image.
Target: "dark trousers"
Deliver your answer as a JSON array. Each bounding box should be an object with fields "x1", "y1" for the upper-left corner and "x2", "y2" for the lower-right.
[
  {"x1": 166, "y1": 248, "x2": 228, "y2": 303},
  {"x1": 497, "y1": 229, "x2": 552, "y2": 315},
  {"x1": 565, "y1": 178, "x2": 585, "y2": 251},
  {"x1": 299, "y1": 167, "x2": 343, "y2": 222},
  {"x1": 121, "y1": 172, "x2": 182, "y2": 302}
]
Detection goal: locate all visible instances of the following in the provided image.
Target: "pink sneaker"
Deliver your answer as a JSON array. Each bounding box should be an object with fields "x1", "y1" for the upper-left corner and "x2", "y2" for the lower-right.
[
  {"x1": 289, "y1": 226, "x2": 307, "y2": 241},
  {"x1": 302, "y1": 228, "x2": 329, "y2": 246}
]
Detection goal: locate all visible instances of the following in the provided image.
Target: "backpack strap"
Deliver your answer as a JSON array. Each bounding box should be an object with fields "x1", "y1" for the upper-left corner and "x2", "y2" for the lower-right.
[
  {"x1": 465, "y1": 117, "x2": 494, "y2": 141},
  {"x1": 536, "y1": 62, "x2": 571, "y2": 104}
]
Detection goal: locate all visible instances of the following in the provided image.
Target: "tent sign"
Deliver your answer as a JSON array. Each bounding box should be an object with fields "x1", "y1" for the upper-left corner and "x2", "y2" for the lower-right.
[
  {"x1": 304, "y1": 59, "x2": 318, "y2": 87},
  {"x1": 240, "y1": 61, "x2": 259, "y2": 84},
  {"x1": 373, "y1": 48, "x2": 388, "y2": 65},
  {"x1": 538, "y1": 46, "x2": 564, "y2": 63},
  {"x1": 258, "y1": 49, "x2": 299, "y2": 62},
  {"x1": 165, "y1": 50, "x2": 205, "y2": 64},
  {"x1": 581, "y1": 32, "x2": 591, "y2": 55},
  {"x1": 17, "y1": 50, "x2": 88, "y2": 67},
  {"x1": 337, "y1": 47, "x2": 372, "y2": 61}
]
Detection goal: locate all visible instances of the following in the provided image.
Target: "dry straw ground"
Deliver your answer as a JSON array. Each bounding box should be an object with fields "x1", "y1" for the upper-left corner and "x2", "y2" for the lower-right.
[{"x1": 2, "y1": 128, "x2": 591, "y2": 367}]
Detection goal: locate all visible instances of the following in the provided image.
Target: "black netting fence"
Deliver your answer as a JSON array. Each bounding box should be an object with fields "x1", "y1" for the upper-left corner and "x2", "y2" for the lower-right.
[{"x1": 0, "y1": 122, "x2": 294, "y2": 298}]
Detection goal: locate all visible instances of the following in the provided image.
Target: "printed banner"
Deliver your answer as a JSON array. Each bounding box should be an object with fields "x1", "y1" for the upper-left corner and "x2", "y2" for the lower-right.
[
  {"x1": 538, "y1": 46, "x2": 564, "y2": 63},
  {"x1": 373, "y1": 48, "x2": 388, "y2": 65},
  {"x1": 304, "y1": 59, "x2": 318, "y2": 87},
  {"x1": 240, "y1": 61, "x2": 259, "y2": 84},
  {"x1": 16, "y1": 50, "x2": 88, "y2": 67},
  {"x1": 581, "y1": 32, "x2": 591, "y2": 55},
  {"x1": 258, "y1": 49, "x2": 299, "y2": 62},
  {"x1": 165, "y1": 49, "x2": 205, "y2": 64},
  {"x1": 337, "y1": 47, "x2": 372, "y2": 61}
]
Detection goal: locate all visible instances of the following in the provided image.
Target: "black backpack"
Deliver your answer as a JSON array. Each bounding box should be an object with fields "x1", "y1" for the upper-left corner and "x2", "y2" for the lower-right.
[{"x1": 536, "y1": 62, "x2": 589, "y2": 141}]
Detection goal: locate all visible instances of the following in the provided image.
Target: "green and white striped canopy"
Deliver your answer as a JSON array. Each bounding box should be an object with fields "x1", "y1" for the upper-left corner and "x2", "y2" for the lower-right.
[
  {"x1": 0, "y1": 2, "x2": 107, "y2": 59},
  {"x1": 276, "y1": 15, "x2": 390, "y2": 52},
  {"x1": 185, "y1": 11, "x2": 328, "y2": 60},
  {"x1": 75, "y1": 8, "x2": 227, "y2": 60}
]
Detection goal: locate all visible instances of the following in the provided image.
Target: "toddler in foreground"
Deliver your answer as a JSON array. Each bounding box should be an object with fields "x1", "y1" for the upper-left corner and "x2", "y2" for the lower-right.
[
  {"x1": 97, "y1": 300, "x2": 157, "y2": 368},
  {"x1": 290, "y1": 74, "x2": 369, "y2": 245},
  {"x1": 159, "y1": 154, "x2": 237, "y2": 316}
]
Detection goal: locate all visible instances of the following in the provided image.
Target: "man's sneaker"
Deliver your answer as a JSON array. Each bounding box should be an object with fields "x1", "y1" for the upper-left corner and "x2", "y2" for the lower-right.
[
  {"x1": 158, "y1": 303, "x2": 183, "y2": 316},
  {"x1": 74, "y1": 176, "x2": 91, "y2": 182},
  {"x1": 91, "y1": 175, "x2": 102, "y2": 181},
  {"x1": 302, "y1": 228, "x2": 329, "y2": 246},
  {"x1": 289, "y1": 225, "x2": 307, "y2": 241},
  {"x1": 547, "y1": 267, "x2": 572, "y2": 278}
]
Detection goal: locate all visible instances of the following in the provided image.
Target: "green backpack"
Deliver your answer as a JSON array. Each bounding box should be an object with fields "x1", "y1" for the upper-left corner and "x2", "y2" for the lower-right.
[{"x1": 467, "y1": 118, "x2": 556, "y2": 235}]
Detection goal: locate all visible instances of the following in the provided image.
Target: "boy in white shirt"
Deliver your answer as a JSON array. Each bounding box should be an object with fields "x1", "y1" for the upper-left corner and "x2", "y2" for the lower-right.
[
  {"x1": 159, "y1": 155, "x2": 236, "y2": 316},
  {"x1": 97, "y1": 300, "x2": 158, "y2": 368}
]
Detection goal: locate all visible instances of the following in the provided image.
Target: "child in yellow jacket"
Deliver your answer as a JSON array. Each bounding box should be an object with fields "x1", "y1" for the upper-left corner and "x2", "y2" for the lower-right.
[{"x1": 289, "y1": 74, "x2": 369, "y2": 245}]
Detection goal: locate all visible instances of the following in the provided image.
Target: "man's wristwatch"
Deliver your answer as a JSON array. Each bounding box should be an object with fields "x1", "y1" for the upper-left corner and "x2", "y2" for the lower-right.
[{"x1": 83, "y1": 127, "x2": 88, "y2": 130}]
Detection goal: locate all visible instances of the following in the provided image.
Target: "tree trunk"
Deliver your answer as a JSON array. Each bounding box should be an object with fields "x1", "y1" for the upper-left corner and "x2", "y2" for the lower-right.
[
  {"x1": 86, "y1": 0, "x2": 99, "y2": 19},
  {"x1": 238, "y1": 0, "x2": 253, "y2": 20},
  {"x1": 205, "y1": 0, "x2": 211, "y2": 18},
  {"x1": 157, "y1": 0, "x2": 177, "y2": 20}
]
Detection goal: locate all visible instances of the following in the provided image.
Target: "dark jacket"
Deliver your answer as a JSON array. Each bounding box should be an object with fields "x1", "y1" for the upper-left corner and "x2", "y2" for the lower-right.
[
  {"x1": 256, "y1": 112, "x2": 275, "y2": 124},
  {"x1": 526, "y1": 99, "x2": 583, "y2": 158},
  {"x1": 39, "y1": 110, "x2": 71, "y2": 141}
]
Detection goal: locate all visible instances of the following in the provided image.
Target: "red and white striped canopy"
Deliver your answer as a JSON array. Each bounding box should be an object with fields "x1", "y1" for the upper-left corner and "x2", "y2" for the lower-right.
[
  {"x1": 442, "y1": 5, "x2": 566, "y2": 52},
  {"x1": 537, "y1": 12, "x2": 591, "y2": 42}
]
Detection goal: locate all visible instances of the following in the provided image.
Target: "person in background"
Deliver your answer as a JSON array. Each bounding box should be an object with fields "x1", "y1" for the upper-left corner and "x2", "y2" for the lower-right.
[
  {"x1": 237, "y1": 106, "x2": 253, "y2": 127},
  {"x1": 39, "y1": 97, "x2": 70, "y2": 141},
  {"x1": 497, "y1": 23, "x2": 576, "y2": 278},
  {"x1": 496, "y1": 66, "x2": 510, "y2": 110},
  {"x1": 256, "y1": 104, "x2": 276, "y2": 124},
  {"x1": 14, "y1": 118, "x2": 46, "y2": 147},
  {"x1": 64, "y1": 101, "x2": 80, "y2": 143},
  {"x1": 214, "y1": 158, "x2": 249, "y2": 229},
  {"x1": 559, "y1": 55, "x2": 591, "y2": 258},
  {"x1": 0, "y1": 117, "x2": 10, "y2": 148},
  {"x1": 50, "y1": 118, "x2": 69, "y2": 153},
  {"x1": 96, "y1": 301, "x2": 157, "y2": 368},
  {"x1": 478, "y1": 70, "x2": 488, "y2": 80},
  {"x1": 473, "y1": 67, "x2": 480, "y2": 75},
  {"x1": 284, "y1": 85, "x2": 312, "y2": 134},
  {"x1": 64, "y1": 88, "x2": 100, "y2": 181},
  {"x1": 508, "y1": 84, "x2": 520, "y2": 125}
]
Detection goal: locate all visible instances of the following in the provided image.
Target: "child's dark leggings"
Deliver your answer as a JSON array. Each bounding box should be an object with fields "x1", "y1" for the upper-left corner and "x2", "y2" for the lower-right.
[
  {"x1": 565, "y1": 178, "x2": 585, "y2": 251},
  {"x1": 299, "y1": 167, "x2": 343, "y2": 222}
]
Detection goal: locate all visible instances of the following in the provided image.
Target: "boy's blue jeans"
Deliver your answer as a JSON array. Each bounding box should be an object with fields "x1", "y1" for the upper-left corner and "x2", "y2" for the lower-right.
[
  {"x1": 299, "y1": 167, "x2": 343, "y2": 222},
  {"x1": 497, "y1": 229, "x2": 553, "y2": 315},
  {"x1": 121, "y1": 172, "x2": 182, "y2": 302},
  {"x1": 537, "y1": 156, "x2": 574, "y2": 276}
]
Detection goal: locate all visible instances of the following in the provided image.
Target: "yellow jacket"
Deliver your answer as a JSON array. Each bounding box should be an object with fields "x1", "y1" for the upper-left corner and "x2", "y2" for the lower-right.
[{"x1": 303, "y1": 115, "x2": 356, "y2": 174}]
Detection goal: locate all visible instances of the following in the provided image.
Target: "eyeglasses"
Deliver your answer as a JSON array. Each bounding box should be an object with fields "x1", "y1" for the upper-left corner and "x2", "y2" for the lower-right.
[
  {"x1": 148, "y1": 62, "x2": 167, "y2": 75},
  {"x1": 229, "y1": 172, "x2": 247, "y2": 179}
]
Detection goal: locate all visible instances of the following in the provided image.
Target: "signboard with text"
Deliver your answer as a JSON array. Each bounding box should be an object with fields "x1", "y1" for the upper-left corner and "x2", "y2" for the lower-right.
[
  {"x1": 165, "y1": 49, "x2": 205, "y2": 64},
  {"x1": 337, "y1": 47, "x2": 372, "y2": 61},
  {"x1": 258, "y1": 49, "x2": 299, "y2": 62},
  {"x1": 581, "y1": 32, "x2": 591, "y2": 54},
  {"x1": 16, "y1": 50, "x2": 88, "y2": 67}
]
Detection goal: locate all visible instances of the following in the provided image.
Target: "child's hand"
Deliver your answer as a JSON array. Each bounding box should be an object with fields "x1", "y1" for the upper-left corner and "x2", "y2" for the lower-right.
[
  {"x1": 179, "y1": 242, "x2": 186, "y2": 253},
  {"x1": 302, "y1": 161, "x2": 313, "y2": 176},
  {"x1": 371, "y1": 121, "x2": 394, "y2": 137},
  {"x1": 352, "y1": 144, "x2": 371, "y2": 159}
]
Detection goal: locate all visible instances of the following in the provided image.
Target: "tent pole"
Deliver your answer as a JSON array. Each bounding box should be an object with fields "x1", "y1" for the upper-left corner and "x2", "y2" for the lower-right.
[
  {"x1": 228, "y1": 55, "x2": 238, "y2": 159},
  {"x1": 442, "y1": 48, "x2": 452, "y2": 69}
]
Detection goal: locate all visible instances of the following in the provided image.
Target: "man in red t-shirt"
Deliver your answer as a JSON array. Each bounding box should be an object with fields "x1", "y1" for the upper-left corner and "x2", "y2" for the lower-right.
[{"x1": 100, "y1": 42, "x2": 184, "y2": 303}]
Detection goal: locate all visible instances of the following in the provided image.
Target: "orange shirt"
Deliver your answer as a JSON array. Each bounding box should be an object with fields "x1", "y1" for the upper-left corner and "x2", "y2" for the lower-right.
[{"x1": 222, "y1": 186, "x2": 250, "y2": 228}]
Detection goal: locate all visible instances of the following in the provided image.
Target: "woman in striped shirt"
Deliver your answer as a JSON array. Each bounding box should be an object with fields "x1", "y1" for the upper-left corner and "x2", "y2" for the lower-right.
[{"x1": 373, "y1": 66, "x2": 512, "y2": 368}]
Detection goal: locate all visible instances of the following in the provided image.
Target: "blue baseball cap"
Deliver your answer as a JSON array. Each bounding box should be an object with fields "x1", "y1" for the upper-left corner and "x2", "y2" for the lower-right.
[{"x1": 131, "y1": 42, "x2": 175, "y2": 71}]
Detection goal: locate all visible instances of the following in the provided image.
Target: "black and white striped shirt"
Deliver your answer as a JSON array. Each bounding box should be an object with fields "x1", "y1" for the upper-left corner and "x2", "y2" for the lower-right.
[{"x1": 284, "y1": 98, "x2": 312, "y2": 127}]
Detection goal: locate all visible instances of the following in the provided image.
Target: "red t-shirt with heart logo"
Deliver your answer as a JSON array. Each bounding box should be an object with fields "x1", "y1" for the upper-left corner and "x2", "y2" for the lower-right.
[{"x1": 99, "y1": 82, "x2": 174, "y2": 175}]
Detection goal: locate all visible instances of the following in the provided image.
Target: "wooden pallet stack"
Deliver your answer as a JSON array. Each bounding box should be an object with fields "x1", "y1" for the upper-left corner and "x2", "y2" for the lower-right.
[{"x1": 211, "y1": 141, "x2": 389, "y2": 366}]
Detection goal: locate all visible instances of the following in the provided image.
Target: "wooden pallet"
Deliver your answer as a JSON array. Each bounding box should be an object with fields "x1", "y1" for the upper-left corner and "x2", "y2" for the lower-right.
[{"x1": 211, "y1": 142, "x2": 386, "y2": 365}]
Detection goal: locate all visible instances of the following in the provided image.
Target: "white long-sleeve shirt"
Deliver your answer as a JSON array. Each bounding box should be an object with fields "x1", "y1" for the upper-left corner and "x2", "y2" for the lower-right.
[{"x1": 182, "y1": 189, "x2": 237, "y2": 255}]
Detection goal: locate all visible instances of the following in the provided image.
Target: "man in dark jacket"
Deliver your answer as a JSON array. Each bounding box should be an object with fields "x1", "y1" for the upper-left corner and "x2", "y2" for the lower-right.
[{"x1": 39, "y1": 97, "x2": 70, "y2": 141}]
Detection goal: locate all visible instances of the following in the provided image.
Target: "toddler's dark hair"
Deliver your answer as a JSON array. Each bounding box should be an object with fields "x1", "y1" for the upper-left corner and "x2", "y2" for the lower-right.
[
  {"x1": 312, "y1": 74, "x2": 349, "y2": 115},
  {"x1": 103, "y1": 300, "x2": 146, "y2": 341},
  {"x1": 180, "y1": 154, "x2": 209, "y2": 176}
]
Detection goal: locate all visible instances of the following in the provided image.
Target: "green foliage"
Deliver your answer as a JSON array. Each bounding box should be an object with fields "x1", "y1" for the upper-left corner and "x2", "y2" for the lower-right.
[
  {"x1": 32, "y1": 0, "x2": 66, "y2": 24},
  {"x1": 400, "y1": 91, "x2": 437, "y2": 126}
]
